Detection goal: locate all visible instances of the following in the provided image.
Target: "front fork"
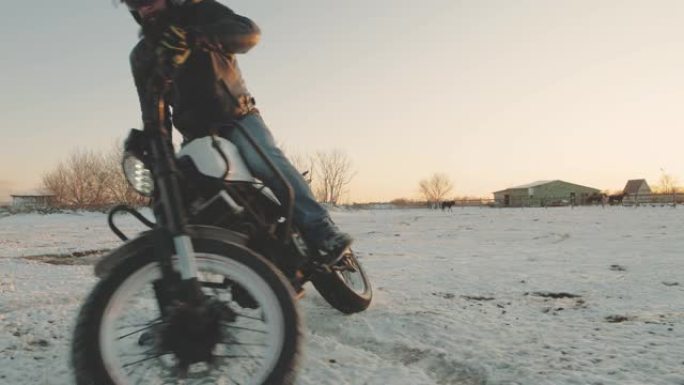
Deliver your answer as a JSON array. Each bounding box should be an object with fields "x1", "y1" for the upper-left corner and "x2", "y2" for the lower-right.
[
  {"x1": 148, "y1": 130, "x2": 204, "y2": 309},
  {"x1": 151, "y1": 230, "x2": 205, "y2": 317},
  {"x1": 173, "y1": 235, "x2": 198, "y2": 279}
]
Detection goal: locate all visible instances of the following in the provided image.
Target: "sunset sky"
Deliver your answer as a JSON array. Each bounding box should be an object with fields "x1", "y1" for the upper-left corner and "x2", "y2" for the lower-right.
[{"x1": 2, "y1": 0, "x2": 684, "y2": 203}]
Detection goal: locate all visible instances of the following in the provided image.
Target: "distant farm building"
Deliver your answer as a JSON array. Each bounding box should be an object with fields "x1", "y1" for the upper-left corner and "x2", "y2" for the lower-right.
[
  {"x1": 11, "y1": 191, "x2": 55, "y2": 209},
  {"x1": 493, "y1": 180, "x2": 601, "y2": 207},
  {"x1": 622, "y1": 179, "x2": 651, "y2": 205}
]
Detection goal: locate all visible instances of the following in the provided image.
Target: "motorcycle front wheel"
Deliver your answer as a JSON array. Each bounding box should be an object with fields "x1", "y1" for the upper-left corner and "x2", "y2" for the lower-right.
[{"x1": 72, "y1": 239, "x2": 300, "y2": 385}]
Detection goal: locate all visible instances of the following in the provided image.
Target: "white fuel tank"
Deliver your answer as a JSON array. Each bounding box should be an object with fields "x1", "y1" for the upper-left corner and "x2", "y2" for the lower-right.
[
  {"x1": 177, "y1": 136, "x2": 254, "y2": 182},
  {"x1": 177, "y1": 136, "x2": 282, "y2": 205}
]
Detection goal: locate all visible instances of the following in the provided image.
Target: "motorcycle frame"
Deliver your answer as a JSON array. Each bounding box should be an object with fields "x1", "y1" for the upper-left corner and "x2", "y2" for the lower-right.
[
  {"x1": 218, "y1": 120, "x2": 295, "y2": 243},
  {"x1": 141, "y1": 80, "x2": 297, "y2": 303}
]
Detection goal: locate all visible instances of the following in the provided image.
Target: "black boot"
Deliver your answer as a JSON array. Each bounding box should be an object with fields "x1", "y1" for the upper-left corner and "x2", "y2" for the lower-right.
[{"x1": 303, "y1": 217, "x2": 353, "y2": 266}]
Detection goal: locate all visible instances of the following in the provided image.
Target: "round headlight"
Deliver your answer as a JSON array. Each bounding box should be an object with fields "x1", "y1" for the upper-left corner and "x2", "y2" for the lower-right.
[{"x1": 122, "y1": 153, "x2": 154, "y2": 196}]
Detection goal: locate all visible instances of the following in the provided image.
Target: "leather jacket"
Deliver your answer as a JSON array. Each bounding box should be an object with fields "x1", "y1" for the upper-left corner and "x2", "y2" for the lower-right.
[{"x1": 129, "y1": 0, "x2": 260, "y2": 139}]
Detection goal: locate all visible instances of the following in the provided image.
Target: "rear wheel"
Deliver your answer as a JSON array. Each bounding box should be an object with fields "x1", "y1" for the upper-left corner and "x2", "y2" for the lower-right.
[
  {"x1": 312, "y1": 248, "x2": 372, "y2": 314},
  {"x1": 72, "y1": 239, "x2": 300, "y2": 385}
]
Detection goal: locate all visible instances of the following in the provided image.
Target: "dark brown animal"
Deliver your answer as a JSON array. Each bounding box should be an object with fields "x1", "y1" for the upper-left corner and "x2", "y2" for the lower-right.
[
  {"x1": 608, "y1": 194, "x2": 624, "y2": 205},
  {"x1": 441, "y1": 200, "x2": 456, "y2": 211}
]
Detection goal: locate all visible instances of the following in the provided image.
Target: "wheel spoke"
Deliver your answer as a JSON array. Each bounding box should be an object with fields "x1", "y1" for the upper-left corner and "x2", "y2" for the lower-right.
[
  {"x1": 221, "y1": 322, "x2": 268, "y2": 335},
  {"x1": 124, "y1": 352, "x2": 167, "y2": 381},
  {"x1": 222, "y1": 331, "x2": 265, "y2": 377},
  {"x1": 119, "y1": 347, "x2": 165, "y2": 358},
  {"x1": 117, "y1": 322, "x2": 165, "y2": 341},
  {"x1": 214, "y1": 354, "x2": 265, "y2": 359},
  {"x1": 214, "y1": 354, "x2": 261, "y2": 382},
  {"x1": 122, "y1": 352, "x2": 172, "y2": 368},
  {"x1": 116, "y1": 317, "x2": 162, "y2": 330},
  {"x1": 220, "y1": 341, "x2": 268, "y2": 348}
]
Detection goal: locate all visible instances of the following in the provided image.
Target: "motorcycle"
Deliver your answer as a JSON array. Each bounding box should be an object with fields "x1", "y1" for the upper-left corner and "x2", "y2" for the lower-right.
[{"x1": 71, "y1": 76, "x2": 372, "y2": 385}]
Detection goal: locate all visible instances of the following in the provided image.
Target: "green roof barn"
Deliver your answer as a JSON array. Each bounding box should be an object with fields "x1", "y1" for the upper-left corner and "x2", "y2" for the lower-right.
[{"x1": 493, "y1": 180, "x2": 601, "y2": 207}]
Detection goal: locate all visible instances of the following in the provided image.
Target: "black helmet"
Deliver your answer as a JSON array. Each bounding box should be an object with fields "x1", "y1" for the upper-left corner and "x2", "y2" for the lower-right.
[
  {"x1": 121, "y1": 0, "x2": 188, "y2": 8},
  {"x1": 121, "y1": 0, "x2": 197, "y2": 25}
]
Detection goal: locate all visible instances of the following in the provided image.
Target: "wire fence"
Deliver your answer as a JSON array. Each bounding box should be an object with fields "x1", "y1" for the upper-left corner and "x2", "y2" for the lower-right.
[{"x1": 433, "y1": 192, "x2": 684, "y2": 209}]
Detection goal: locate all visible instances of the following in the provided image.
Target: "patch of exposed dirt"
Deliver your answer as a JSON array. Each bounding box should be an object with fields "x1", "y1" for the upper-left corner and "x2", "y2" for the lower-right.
[
  {"x1": 531, "y1": 291, "x2": 581, "y2": 299},
  {"x1": 605, "y1": 315, "x2": 635, "y2": 323},
  {"x1": 461, "y1": 295, "x2": 495, "y2": 301},
  {"x1": 610, "y1": 264, "x2": 627, "y2": 272},
  {"x1": 22, "y1": 249, "x2": 110, "y2": 265}
]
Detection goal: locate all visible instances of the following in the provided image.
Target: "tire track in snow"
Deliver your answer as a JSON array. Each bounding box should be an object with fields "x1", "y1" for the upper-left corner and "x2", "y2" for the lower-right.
[{"x1": 304, "y1": 297, "x2": 487, "y2": 385}]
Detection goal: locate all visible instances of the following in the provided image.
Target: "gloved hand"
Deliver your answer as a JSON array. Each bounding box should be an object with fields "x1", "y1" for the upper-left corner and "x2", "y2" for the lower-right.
[{"x1": 155, "y1": 25, "x2": 193, "y2": 76}]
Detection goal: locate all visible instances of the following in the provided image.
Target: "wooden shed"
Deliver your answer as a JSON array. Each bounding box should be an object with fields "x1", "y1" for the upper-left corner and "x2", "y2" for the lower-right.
[
  {"x1": 622, "y1": 179, "x2": 651, "y2": 205},
  {"x1": 11, "y1": 191, "x2": 55, "y2": 209}
]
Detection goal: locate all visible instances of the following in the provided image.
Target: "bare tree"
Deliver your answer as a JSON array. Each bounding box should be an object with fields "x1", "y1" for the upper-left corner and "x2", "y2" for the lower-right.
[
  {"x1": 49, "y1": 149, "x2": 109, "y2": 207},
  {"x1": 288, "y1": 151, "x2": 316, "y2": 185},
  {"x1": 312, "y1": 149, "x2": 355, "y2": 205},
  {"x1": 418, "y1": 173, "x2": 454, "y2": 207},
  {"x1": 657, "y1": 169, "x2": 679, "y2": 194},
  {"x1": 279, "y1": 143, "x2": 316, "y2": 185},
  {"x1": 42, "y1": 163, "x2": 69, "y2": 206},
  {"x1": 42, "y1": 143, "x2": 147, "y2": 209}
]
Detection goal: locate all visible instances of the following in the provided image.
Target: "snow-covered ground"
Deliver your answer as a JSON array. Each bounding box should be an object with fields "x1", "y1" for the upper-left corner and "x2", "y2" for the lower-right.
[{"x1": 1, "y1": 207, "x2": 683, "y2": 385}]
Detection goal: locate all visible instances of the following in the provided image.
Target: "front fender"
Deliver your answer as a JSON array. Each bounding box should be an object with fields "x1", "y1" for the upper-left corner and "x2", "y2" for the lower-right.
[{"x1": 94, "y1": 225, "x2": 249, "y2": 278}]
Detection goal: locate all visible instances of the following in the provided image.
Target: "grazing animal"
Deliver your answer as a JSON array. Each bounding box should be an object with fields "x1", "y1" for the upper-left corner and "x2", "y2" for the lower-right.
[
  {"x1": 586, "y1": 193, "x2": 606, "y2": 205},
  {"x1": 441, "y1": 200, "x2": 456, "y2": 211},
  {"x1": 608, "y1": 194, "x2": 624, "y2": 205}
]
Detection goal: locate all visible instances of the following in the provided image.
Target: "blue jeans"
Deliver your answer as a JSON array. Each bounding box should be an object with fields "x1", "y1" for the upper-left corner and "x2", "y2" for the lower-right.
[{"x1": 221, "y1": 112, "x2": 329, "y2": 229}]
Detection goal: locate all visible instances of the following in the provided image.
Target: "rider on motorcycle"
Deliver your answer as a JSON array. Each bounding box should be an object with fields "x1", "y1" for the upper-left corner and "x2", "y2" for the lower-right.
[{"x1": 122, "y1": 0, "x2": 352, "y2": 265}]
